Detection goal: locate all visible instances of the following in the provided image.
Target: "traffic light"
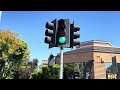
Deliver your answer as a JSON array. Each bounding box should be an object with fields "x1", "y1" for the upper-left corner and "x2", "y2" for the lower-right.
[
  {"x1": 45, "y1": 19, "x2": 80, "y2": 48},
  {"x1": 48, "y1": 53, "x2": 55, "y2": 68},
  {"x1": 70, "y1": 22, "x2": 80, "y2": 48},
  {"x1": 56, "y1": 19, "x2": 70, "y2": 47},
  {"x1": 44, "y1": 19, "x2": 57, "y2": 48}
]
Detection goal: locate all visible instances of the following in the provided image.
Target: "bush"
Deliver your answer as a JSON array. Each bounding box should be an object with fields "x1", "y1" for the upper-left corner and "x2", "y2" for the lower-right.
[
  {"x1": 32, "y1": 64, "x2": 59, "y2": 79},
  {"x1": 63, "y1": 65, "x2": 74, "y2": 79},
  {"x1": 31, "y1": 64, "x2": 77, "y2": 79}
]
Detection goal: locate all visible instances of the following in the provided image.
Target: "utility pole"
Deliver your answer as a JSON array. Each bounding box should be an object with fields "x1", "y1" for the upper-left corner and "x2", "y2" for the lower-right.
[{"x1": 60, "y1": 47, "x2": 64, "y2": 79}]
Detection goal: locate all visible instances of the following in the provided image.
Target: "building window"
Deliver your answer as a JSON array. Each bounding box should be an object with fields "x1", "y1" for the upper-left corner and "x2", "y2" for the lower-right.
[
  {"x1": 105, "y1": 63, "x2": 112, "y2": 72},
  {"x1": 73, "y1": 62, "x2": 84, "y2": 79},
  {"x1": 74, "y1": 61, "x2": 94, "y2": 79},
  {"x1": 105, "y1": 56, "x2": 119, "y2": 79},
  {"x1": 64, "y1": 61, "x2": 94, "y2": 79},
  {"x1": 105, "y1": 62, "x2": 118, "y2": 79}
]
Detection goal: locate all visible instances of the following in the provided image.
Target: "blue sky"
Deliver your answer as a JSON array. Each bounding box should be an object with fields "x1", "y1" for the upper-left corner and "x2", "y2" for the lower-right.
[{"x1": 0, "y1": 11, "x2": 120, "y2": 64}]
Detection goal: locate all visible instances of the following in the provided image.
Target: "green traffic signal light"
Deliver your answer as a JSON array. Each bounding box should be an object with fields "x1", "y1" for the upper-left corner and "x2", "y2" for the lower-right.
[{"x1": 59, "y1": 37, "x2": 66, "y2": 43}]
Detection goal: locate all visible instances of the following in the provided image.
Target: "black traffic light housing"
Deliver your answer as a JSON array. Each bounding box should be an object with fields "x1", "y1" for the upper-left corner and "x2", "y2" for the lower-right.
[
  {"x1": 56, "y1": 19, "x2": 66, "y2": 46},
  {"x1": 45, "y1": 19, "x2": 80, "y2": 48},
  {"x1": 70, "y1": 21, "x2": 80, "y2": 48},
  {"x1": 56, "y1": 19, "x2": 70, "y2": 48},
  {"x1": 44, "y1": 19, "x2": 57, "y2": 48}
]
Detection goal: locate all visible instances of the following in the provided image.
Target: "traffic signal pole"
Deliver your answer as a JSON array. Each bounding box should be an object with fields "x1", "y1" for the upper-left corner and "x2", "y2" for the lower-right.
[{"x1": 60, "y1": 47, "x2": 64, "y2": 79}]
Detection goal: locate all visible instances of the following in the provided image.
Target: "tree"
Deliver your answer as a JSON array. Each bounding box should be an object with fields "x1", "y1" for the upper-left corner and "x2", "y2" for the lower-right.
[
  {"x1": 63, "y1": 64, "x2": 74, "y2": 79},
  {"x1": 0, "y1": 30, "x2": 30, "y2": 79},
  {"x1": 32, "y1": 64, "x2": 60, "y2": 79},
  {"x1": 31, "y1": 63, "x2": 78, "y2": 79},
  {"x1": 13, "y1": 58, "x2": 39, "y2": 79}
]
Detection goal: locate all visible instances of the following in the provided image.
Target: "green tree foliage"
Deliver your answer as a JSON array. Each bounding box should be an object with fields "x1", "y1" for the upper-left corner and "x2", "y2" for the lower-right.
[
  {"x1": 32, "y1": 63, "x2": 79, "y2": 79},
  {"x1": 0, "y1": 30, "x2": 30, "y2": 79},
  {"x1": 32, "y1": 64, "x2": 60, "y2": 79},
  {"x1": 32, "y1": 63, "x2": 78, "y2": 79},
  {"x1": 63, "y1": 64, "x2": 74, "y2": 79}
]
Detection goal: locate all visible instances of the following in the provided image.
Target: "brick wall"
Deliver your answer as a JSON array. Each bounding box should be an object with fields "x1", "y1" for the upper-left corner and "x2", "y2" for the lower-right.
[
  {"x1": 93, "y1": 52, "x2": 120, "y2": 63},
  {"x1": 56, "y1": 52, "x2": 94, "y2": 64},
  {"x1": 94, "y1": 62, "x2": 106, "y2": 79}
]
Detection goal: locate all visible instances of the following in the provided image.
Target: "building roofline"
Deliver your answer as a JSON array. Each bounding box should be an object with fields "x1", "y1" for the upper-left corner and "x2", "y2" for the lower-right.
[
  {"x1": 42, "y1": 60, "x2": 48, "y2": 61},
  {"x1": 80, "y1": 40, "x2": 112, "y2": 46},
  {"x1": 64, "y1": 46, "x2": 120, "y2": 55}
]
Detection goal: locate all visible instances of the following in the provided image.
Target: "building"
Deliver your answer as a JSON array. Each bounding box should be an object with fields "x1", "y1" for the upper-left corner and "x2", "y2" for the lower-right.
[
  {"x1": 40, "y1": 60, "x2": 48, "y2": 68},
  {"x1": 55, "y1": 40, "x2": 120, "y2": 79}
]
